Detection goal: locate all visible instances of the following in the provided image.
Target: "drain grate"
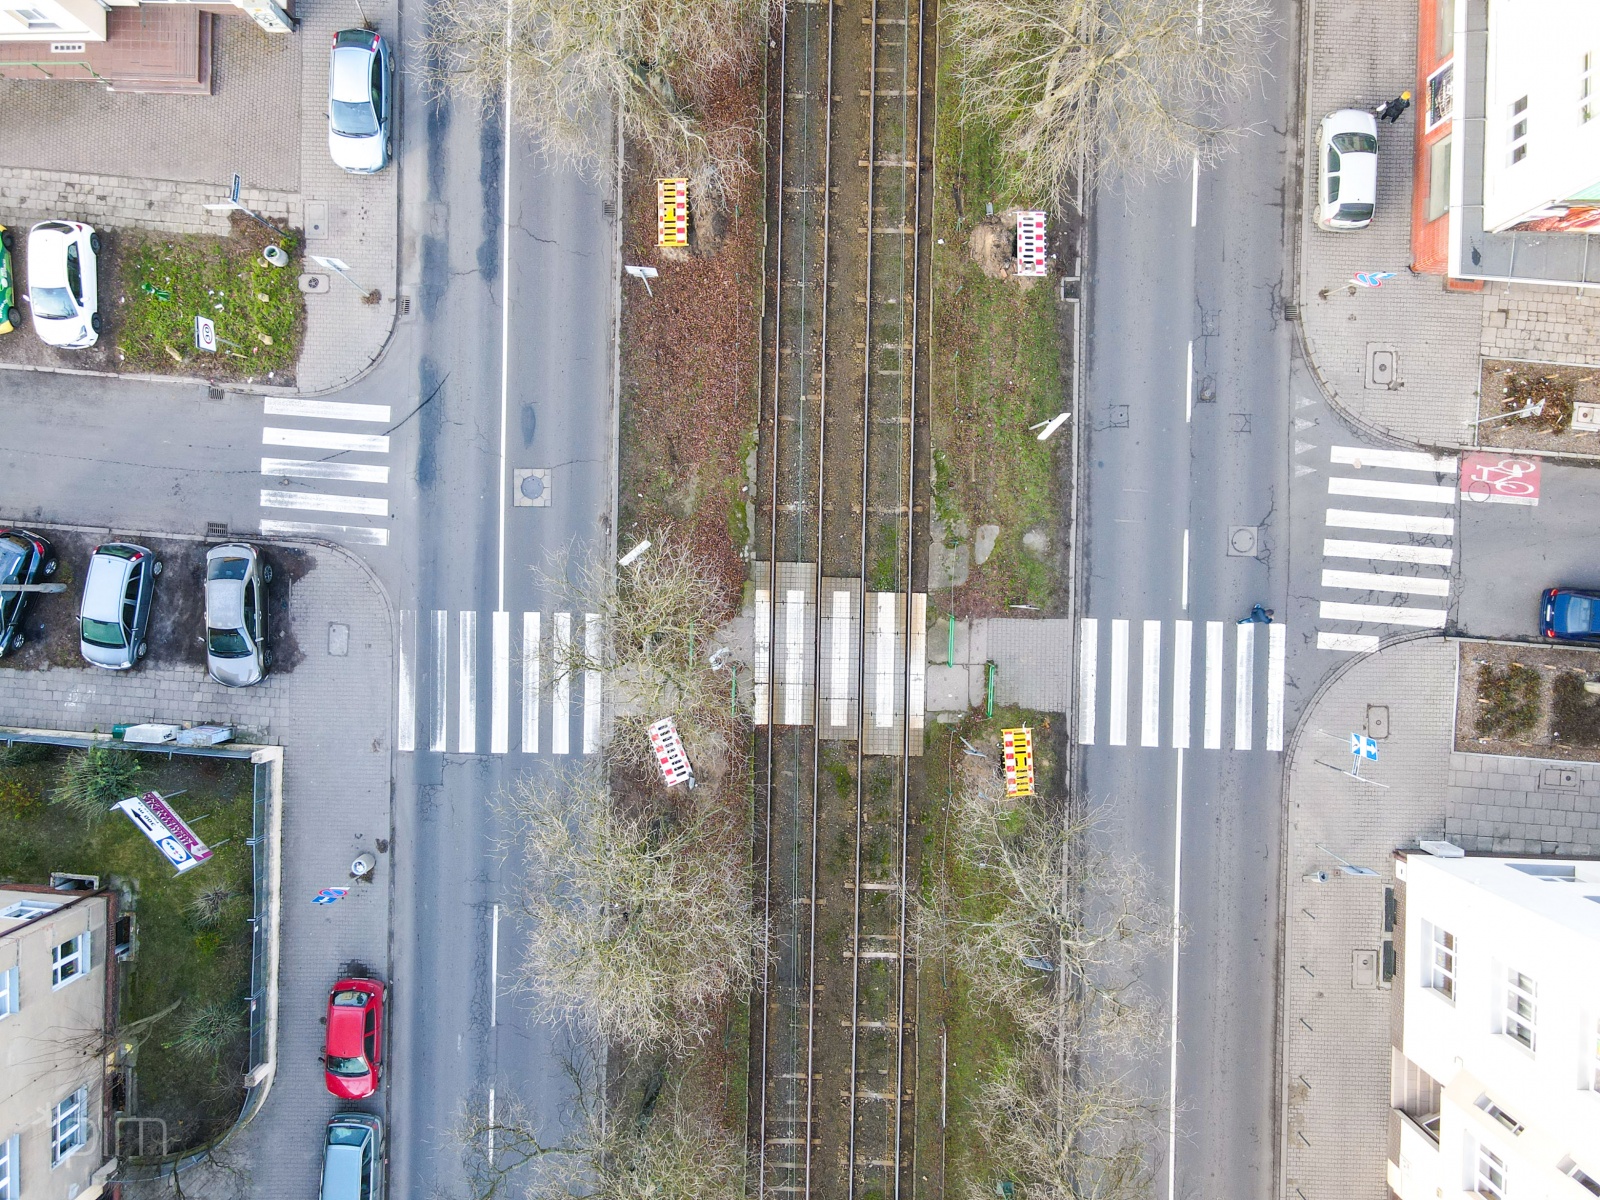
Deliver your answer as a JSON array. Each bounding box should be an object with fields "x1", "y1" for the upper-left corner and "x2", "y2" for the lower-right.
[
  {"x1": 1283, "y1": 301, "x2": 1300, "y2": 320},
  {"x1": 603, "y1": 199, "x2": 616, "y2": 217},
  {"x1": 398, "y1": 294, "x2": 412, "y2": 317},
  {"x1": 206, "y1": 521, "x2": 229, "y2": 539}
]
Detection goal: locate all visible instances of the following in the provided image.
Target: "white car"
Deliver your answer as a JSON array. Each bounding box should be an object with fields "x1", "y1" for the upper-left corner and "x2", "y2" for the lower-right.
[
  {"x1": 27, "y1": 220, "x2": 100, "y2": 347},
  {"x1": 1316, "y1": 110, "x2": 1379, "y2": 231},
  {"x1": 328, "y1": 28, "x2": 394, "y2": 173}
]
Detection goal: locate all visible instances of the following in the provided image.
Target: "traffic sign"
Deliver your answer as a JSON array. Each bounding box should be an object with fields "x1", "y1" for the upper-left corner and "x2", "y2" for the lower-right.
[
  {"x1": 1352, "y1": 271, "x2": 1397, "y2": 288},
  {"x1": 312, "y1": 887, "x2": 349, "y2": 905},
  {"x1": 230, "y1": 172, "x2": 242, "y2": 204},
  {"x1": 194, "y1": 316, "x2": 217, "y2": 353},
  {"x1": 1350, "y1": 733, "x2": 1379, "y2": 761}
]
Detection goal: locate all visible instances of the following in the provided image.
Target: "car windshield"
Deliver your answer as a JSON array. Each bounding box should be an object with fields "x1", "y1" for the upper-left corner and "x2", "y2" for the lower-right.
[
  {"x1": 327, "y1": 1053, "x2": 371, "y2": 1077},
  {"x1": 81, "y1": 617, "x2": 126, "y2": 648},
  {"x1": 0, "y1": 539, "x2": 25, "y2": 580},
  {"x1": 1339, "y1": 203, "x2": 1375, "y2": 221},
  {"x1": 332, "y1": 99, "x2": 379, "y2": 137},
  {"x1": 31, "y1": 285, "x2": 76, "y2": 319},
  {"x1": 1332, "y1": 131, "x2": 1378, "y2": 154},
  {"x1": 1568, "y1": 595, "x2": 1595, "y2": 630},
  {"x1": 328, "y1": 1125, "x2": 370, "y2": 1147},
  {"x1": 207, "y1": 557, "x2": 248, "y2": 581},
  {"x1": 208, "y1": 627, "x2": 252, "y2": 658}
]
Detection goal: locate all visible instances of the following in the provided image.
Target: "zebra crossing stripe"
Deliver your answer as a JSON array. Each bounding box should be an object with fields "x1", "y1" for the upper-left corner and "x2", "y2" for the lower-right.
[
  {"x1": 1327, "y1": 477, "x2": 1456, "y2": 505},
  {"x1": 552, "y1": 613, "x2": 572, "y2": 755},
  {"x1": 1204, "y1": 622, "x2": 1224, "y2": 750},
  {"x1": 584, "y1": 614, "x2": 603, "y2": 755},
  {"x1": 261, "y1": 457, "x2": 390, "y2": 484},
  {"x1": 1323, "y1": 539, "x2": 1453, "y2": 566},
  {"x1": 491, "y1": 612, "x2": 510, "y2": 755},
  {"x1": 1321, "y1": 569, "x2": 1451, "y2": 597},
  {"x1": 262, "y1": 427, "x2": 390, "y2": 454},
  {"x1": 1234, "y1": 623, "x2": 1254, "y2": 751},
  {"x1": 1329, "y1": 445, "x2": 1457, "y2": 474},
  {"x1": 1171, "y1": 621, "x2": 1192, "y2": 749},
  {"x1": 1266, "y1": 623, "x2": 1286, "y2": 752},
  {"x1": 1319, "y1": 601, "x2": 1448, "y2": 628},
  {"x1": 264, "y1": 397, "x2": 393, "y2": 423},
  {"x1": 1140, "y1": 620, "x2": 1161, "y2": 748},
  {"x1": 1318, "y1": 631, "x2": 1380, "y2": 652},
  {"x1": 260, "y1": 519, "x2": 389, "y2": 547},
  {"x1": 397, "y1": 610, "x2": 415, "y2": 753},
  {"x1": 458, "y1": 611, "x2": 478, "y2": 755},
  {"x1": 1078, "y1": 618, "x2": 1098, "y2": 746},
  {"x1": 1109, "y1": 620, "x2": 1130, "y2": 747},
  {"x1": 523, "y1": 612, "x2": 540, "y2": 754},
  {"x1": 430, "y1": 611, "x2": 448, "y2": 753},
  {"x1": 260, "y1": 489, "x2": 388, "y2": 517},
  {"x1": 1325, "y1": 508, "x2": 1454, "y2": 535}
]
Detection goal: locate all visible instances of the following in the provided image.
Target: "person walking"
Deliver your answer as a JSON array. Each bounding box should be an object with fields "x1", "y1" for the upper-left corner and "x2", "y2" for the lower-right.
[
  {"x1": 1375, "y1": 90, "x2": 1412, "y2": 123},
  {"x1": 1238, "y1": 604, "x2": 1274, "y2": 625}
]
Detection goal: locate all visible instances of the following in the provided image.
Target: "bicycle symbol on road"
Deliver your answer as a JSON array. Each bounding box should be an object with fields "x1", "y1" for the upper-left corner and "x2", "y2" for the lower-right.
[{"x1": 1462, "y1": 452, "x2": 1541, "y2": 506}]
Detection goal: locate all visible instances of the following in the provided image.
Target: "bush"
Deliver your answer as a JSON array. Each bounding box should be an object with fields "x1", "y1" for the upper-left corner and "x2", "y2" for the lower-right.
[
  {"x1": 1551, "y1": 673, "x2": 1600, "y2": 747},
  {"x1": 189, "y1": 883, "x2": 238, "y2": 929},
  {"x1": 1475, "y1": 663, "x2": 1543, "y2": 741},
  {"x1": 166, "y1": 1000, "x2": 246, "y2": 1062},
  {"x1": 50, "y1": 744, "x2": 140, "y2": 825}
]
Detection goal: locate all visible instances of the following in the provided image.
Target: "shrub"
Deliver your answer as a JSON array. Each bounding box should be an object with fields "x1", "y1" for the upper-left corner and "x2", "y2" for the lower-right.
[
  {"x1": 1475, "y1": 663, "x2": 1542, "y2": 741},
  {"x1": 50, "y1": 744, "x2": 140, "y2": 825},
  {"x1": 189, "y1": 883, "x2": 238, "y2": 929},
  {"x1": 167, "y1": 1001, "x2": 246, "y2": 1062}
]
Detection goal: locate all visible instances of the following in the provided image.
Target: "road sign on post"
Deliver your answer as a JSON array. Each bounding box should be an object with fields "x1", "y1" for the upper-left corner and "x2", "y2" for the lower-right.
[
  {"x1": 1002, "y1": 727, "x2": 1035, "y2": 798},
  {"x1": 657, "y1": 178, "x2": 689, "y2": 246},
  {"x1": 648, "y1": 717, "x2": 695, "y2": 788},
  {"x1": 1350, "y1": 733, "x2": 1379, "y2": 761},
  {"x1": 1016, "y1": 211, "x2": 1047, "y2": 276},
  {"x1": 230, "y1": 172, "x2": 242, "y2": 204},
  {"x1": 194, "y1": 316, "x2": 217, "y2": 353}
]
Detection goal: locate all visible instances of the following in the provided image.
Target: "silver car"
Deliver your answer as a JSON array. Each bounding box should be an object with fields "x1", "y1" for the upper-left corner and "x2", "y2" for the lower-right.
[
  {"x1": 328, "y1": 28, "x2": 394, "y2": 173},
  {"x1": 320, "y1": 1113, "x2": 384, "y2": 1200},
  {"x1": 1316, "y1": 109, "x2": 1379, "y2": 231},
  {"x1": 78, "y1": 543, "x2": 160, "y2": 670},
  {"x1": 204, "y1": 544, "x2": 272, "y2": 687}
]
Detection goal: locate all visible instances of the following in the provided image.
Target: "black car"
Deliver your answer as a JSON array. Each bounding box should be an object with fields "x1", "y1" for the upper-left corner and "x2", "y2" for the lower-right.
[
  {"x1": 0, "y1": 529, "x2": 56, "y2": 657},
  {"x1": 1540, "y1": 587, "x2": 1600, "y2": 642}
]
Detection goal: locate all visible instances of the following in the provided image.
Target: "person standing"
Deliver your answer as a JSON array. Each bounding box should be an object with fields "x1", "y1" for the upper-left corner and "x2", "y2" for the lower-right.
[
  {"x1": 1375, "y1": 90, "x2": 1412, "y2": 123},
  {"x1": 1238, "y1": 604, "x2": 1274, "y2": 625}
]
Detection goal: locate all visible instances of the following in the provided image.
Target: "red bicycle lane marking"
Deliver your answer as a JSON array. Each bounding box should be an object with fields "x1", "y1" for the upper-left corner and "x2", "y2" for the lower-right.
[{"x1": 1461, "y1": 451, "x2": 1541, "y2": 506}]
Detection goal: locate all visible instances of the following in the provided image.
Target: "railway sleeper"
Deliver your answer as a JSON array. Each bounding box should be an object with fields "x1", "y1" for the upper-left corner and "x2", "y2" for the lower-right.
[
  {"x1": 764, "y1": 1138, "x2": 822, "y2": 1147},
  {"x1": 842, "y1": 1089, "x2": 913, "y2": 1101},
  {"x1": 840, "y1": 1017, "x2": 914, "y2": 1030}
]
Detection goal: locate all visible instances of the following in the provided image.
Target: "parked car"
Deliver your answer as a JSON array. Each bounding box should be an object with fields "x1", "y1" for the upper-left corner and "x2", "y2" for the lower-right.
[
  {"x1": 27, "y1": 220, "x2": 100, "y2": 348},
  {"x1": 328, "y1": 28, "x2": 394, "y2": 173},
  {"x1": 0, "y1": 529, "x2": 55, "y2": 657},
  {"x1": 78, "y1": 543, "x2": 160, "y2": 670},
  {"x1": 204, "y1": 544, "x2": 272, "y2": 687},
  {"x1": 1540, "y1": 587, "x2": 1600, "y2": 642},
  {"x1": 0, "y1": 224, "x2": 19, "y2": 335},
  {"x1": 1316, "y1": 109, "x2": 1379, "y2": 231},
  {"x1": 320, "y1": 1112, "x2": 384, "y2": 1200},
  {"x1": 323, "y1": 978, "x2": 386, "y2": 1100}
]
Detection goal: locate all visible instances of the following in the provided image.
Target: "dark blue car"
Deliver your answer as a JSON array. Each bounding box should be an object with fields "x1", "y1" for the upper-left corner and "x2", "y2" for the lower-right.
[{"x1": 1540, "y1": 588, "x2": 1600, "y2": 642}]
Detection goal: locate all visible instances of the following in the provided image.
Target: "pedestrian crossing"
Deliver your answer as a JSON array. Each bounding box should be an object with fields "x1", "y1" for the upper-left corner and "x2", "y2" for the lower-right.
[
  {"x1": 258, "y1": 397, "x2": 395, "y2": 547},
  {"x1": 1077, "y1": 618, "x2": 1287, "y2": 752},
  {"x1": 396, "y1": 609, "x2": 602, "y2": 756},
  {"x1": 1312, "y1": 445, "x2": 1457, "y2": 653}
]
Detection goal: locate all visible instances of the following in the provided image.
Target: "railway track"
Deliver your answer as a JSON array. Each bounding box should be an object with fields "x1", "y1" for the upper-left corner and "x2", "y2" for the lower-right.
[{"x1": 752, "y1": 0, "x2": 933, "y2": 1194}]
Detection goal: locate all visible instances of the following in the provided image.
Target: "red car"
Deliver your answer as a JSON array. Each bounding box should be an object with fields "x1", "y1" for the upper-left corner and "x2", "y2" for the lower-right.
[{"x1": 323, "y1": 978, "x2": 385, "y2": 1099}]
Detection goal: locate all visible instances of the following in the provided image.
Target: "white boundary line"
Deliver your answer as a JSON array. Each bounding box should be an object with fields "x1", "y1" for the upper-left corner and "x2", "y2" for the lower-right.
[{"x1": 1078, "y1": 618, "x2": 1098, "y2": 745}]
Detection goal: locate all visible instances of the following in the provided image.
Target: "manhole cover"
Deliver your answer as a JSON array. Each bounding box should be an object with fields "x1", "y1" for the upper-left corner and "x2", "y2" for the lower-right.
[
  {"x1": 520, "y1": 473, "x2": 546, "y2": 501},
  {"x1": 513, "y1": 468, "x2": 552, "y2": 507},
  {"x1": 1366, "y1": 344, "x2": 1399, "y2": 390},
  {"x1": 1227, "y1": 526, "x2": 1260, "y2": 557}
]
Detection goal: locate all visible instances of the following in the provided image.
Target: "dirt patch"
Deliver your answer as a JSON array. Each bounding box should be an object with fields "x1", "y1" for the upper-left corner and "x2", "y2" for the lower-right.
[
  {"x1": 965, "y1": 212, "x2": 1044, "y2": 290},
  {"x1": 1474, "y1": 359, "x2": 1600, "y2": 455},
  {"x1": 0, "y1": 226, "x2": 123, "y2": 373},
  {"x1": 1, "y1": 526, "x2": 306, "y2": 678},
  {"x1": 1455, "y1": 640, "x2": 1600, "y2": 759}
]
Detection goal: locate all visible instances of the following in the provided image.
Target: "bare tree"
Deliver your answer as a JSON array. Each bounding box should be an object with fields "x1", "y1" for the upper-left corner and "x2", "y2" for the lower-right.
[
  {"x1": 539, "y1": 533, "x2": 741, "y2": 780},
  {"x1": 422, "y1": 0, "x2": 768, "y2": 205},
  {"x1": 451, "y1": 1083, "x2": 745, "y2": 1200},
  {"x1": 505, "y1": 764, "x2": 761, "y2": 1052},
  {"x1": 945, "y1": 0, "x2": 1274, "y2": 205},
  {"x1": 918, "y1": 759, "x2": 1169, "y2": 1049}
]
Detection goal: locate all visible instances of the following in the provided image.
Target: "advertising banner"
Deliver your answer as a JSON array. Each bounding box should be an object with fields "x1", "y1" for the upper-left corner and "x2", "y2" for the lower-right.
[{"x1": 114, "y1": 791, "x2": 213, "y2": 875}]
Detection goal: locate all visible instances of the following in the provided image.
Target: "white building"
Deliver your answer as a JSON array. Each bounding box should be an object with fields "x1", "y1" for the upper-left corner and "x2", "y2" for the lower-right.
[{"x1": 1388, "y1": 852, "x2": 1600, "y2": 1200}]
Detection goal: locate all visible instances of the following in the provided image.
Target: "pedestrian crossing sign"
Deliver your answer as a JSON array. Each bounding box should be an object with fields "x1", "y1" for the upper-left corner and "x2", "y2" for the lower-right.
[
  {"x1": 1002, "y1": 727, "x2": 1035, "y2": 798},
  {"x1": 1351, "y1": 734, "x2": 1379, "y2": 761}
]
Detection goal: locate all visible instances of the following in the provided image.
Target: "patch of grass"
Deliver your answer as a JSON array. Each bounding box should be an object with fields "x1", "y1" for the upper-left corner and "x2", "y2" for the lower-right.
[
  {"x1": 1552, "y1": 672, "x2": 1600, "y2": 746},
  {"x1": 0, "y1": 748, "x2": 255, "y2": 1152},
  {"x1": 1475, "y1": 663, "x2": 1543, "y2": 741},
  {"x1": 116, "y1": 223, "x2": 304, "y2": 379}
]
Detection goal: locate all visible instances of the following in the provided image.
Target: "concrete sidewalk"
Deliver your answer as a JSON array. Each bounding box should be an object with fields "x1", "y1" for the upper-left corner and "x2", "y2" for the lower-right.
[
  {"x1": 0, "y1": 0, "x2": 398, "y2": 393},
  {"x1": 1296, "y1": 0, "x2": 1600, "y2": 451}
]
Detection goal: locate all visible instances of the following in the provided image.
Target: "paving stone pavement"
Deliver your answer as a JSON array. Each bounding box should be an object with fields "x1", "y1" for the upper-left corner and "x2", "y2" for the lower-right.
[
  {"x1": 0, "y1": 539, "x2": 394, "y2": 1200},
  {"x1": 925, "y1": 617, "x2": 1071, "y2": 713},
  {"x1": 1480, "y1": 284, "x2": 1600, "y2": 368},
  {"x1": 1279, "y1": 635, "x2": 1600, "y2": 1200},
  {"x1": 0, "y1": 0, "x2": 398, "y2": 394}
]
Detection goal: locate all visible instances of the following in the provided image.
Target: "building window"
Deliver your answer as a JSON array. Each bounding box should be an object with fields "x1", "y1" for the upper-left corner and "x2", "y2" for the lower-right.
[
  {"x1": 50, "y1": 933, "x2": 87, "y2": 990},
  {"x1": 1427, "y1": 137, "x2": 1453, "y2": 222},
  {"x1": 1477, "y1": 1143, "x2": 1508, "y2": 1199},
  {"x1": 1435, "y1": 0, "x2": 1455, "y2": 58},
  {"x1": 1584, "y1": 53, "x2": 1595, "y2": 125},
  {"x1": 1509, "y1": 862, "x2": 1576, "y2": 880},
  {"x1": 1427, "y1": 924, "x2": 1457, "y2": 999},
  {"x1": 1505, "y1": 968, "x2": 1537, "y2": 1050},
  {"x1": 1564, "y1": 1159, "x2": 1600, "y2": 1198},
  {"x1": 0, "y1": 1134, "x2": 16, "y2": 1200},
  {"x1": 0, "y1": 899, "x2": 60, "y2": 921},
  {"x1": 1427, "y1": 61, "x2": 1455, "y2": 131},
  {"x1": 1509, "y1": 95, "x2": 1529, "y2": 164},
  {"x1": 7, "y1": 6, "x2": 59, "y2": 29},
  {"x1": 50, "y1": 1089, "x2": 87, "y2": 1165},
  {"x1": 1476, "y1": 1096, "x2": 1524, "y2": 1134},
  {"x1": 0, "y1": 965, "x2": 16, "y2": 1017}
]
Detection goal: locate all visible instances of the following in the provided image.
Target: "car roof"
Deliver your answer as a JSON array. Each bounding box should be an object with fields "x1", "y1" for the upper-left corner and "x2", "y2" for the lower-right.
[
  {"x1": 82, "y1": 550, "x2": 133, "y2": 621},
  {"x1": 326, "y1": 1001, "x2": 368, "y2": 1054},
  {"x1": 322, "y1": 1143, "x2": 365, "y2": 1200},
  {"x1": 27, "y1": 226, "x2": 70, "y2": 289},
  {"x1": 330, "y1": 45, "x2": 373, "y2": 103},
  {"x1": 1340, "y1": 152, "x2": 1377, "y2": 200},
  {"x1": 208, "y1": 578, "x2": 246, "y2": 627}
]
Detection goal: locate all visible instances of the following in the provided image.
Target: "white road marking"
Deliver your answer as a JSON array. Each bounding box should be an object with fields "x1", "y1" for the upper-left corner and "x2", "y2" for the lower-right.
[
  {"x1": 489, "y1": 904, "x2": 500, "y2": 1028},
  {"x1": 491, "y1": 611, "x2": 510, "y2": 755},
  {"x1": 1328, "y1": 476, "x2": 1456, "y2": 505},
  {"x1": 262, "y1": 426, "x2": 390, "y2": 454},
  {"x1": 552, "y1": 613, "x2": 572, "y2": 755},
  {"x1": 1323, "y1": 538, "x2": 1453, "y2": 566},
  {"x1": 1318, "y1": 630, "x2": 1381, "y2": 652},
  {"x1": 260, "y1": 457, "x2": 390, "y2": 484},
  {"x1": 1319, "y1": 601, "x2": 1448, "y2": 628},
  {"x1": 397, "y1": 609, "x2": 415, "y2": 753},
  {"x1": 431, "y1": 611, "x2": 447, "y2": 752},
  {"x1": 1234, "y1": 623, "x2": 1254, "y2": 751},
  {"x1": 1078, "y1": 618, "x2": 1098, "y2": 745},
  {"x1": 522, "y1": 612, "x2": 540, "y2": 753},
  {"x1": 1325, "y1": 508, "x2": 1454, "y2": 535},
  {"x1": 260, "y1": 519, "x2": 390, "y2": 546},
  {"x1": 786, "y1": 589, "x2": 806, "y2": 726},
  {"x1": 829, "y1": 590, "x2": 851, "y2": 727},
  {"x1": 1265, "y1": 623, "x2": 1286, "y2": 753},
  {"x1": 458, "y1": 611, "x2": 478, "y2": 754},
  {"x1": 1185, "y1": 342, "x2": 1194, "y2": 423},
  {"x1": 1321, "y1": 568, "x2": 1452, "y2": 596},
  {"x1": 1109, "y1": 619, "x2": 1130, "y2": 747},
  {"x1": 1329, "y1": 445, "x2": 1457, "y2": 474},
  {"x1": 1141, "y1": 620, "x2": 1161, "y2": 747},
  {"x1": 875, "y1": 592, "x2": 896, "y2": 728},
  {"x1": 583, "y1": 614, "x2": 602, "y2": 755},
  {"x1": 1204, "y1": 622, "x2": 1223, "y2": 750},
  {"x1": 753, "y1": 589, "x2": 771, "y2": 727},
  {"x1": 497, "y1": 11, "x2": 514, "y2": 615},
  {"x1": 264, "y1": 396, "x2": 392, "y2": 423},
  {"x1": 908, "y1": 593, "x2": 927, "y2": 734},
  {"x1": 1190, "y1": 154, "x2": 1199, "y2": 227},
  {"x1": 259, "y1": 489, "x2": 388, "y2": 516},
  {"x1": 1180, "y1": 528, "x2": 1190, "y2": 609},
  {"x1": 1165, "y1": 748, "x2": 1185, "y2": 1200},
  {"x1": 1172, "y1": 620, "x2": 1192, "y2": 749}
]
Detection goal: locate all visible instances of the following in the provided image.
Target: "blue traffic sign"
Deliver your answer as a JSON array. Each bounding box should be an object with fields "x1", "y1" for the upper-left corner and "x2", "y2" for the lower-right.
[
  {"x1": 1350, "y1": 734, "x2": 1380, "y2": 761},
  {"x1": 312, "y1": 887, "x2": 349, "y2": 905}
]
